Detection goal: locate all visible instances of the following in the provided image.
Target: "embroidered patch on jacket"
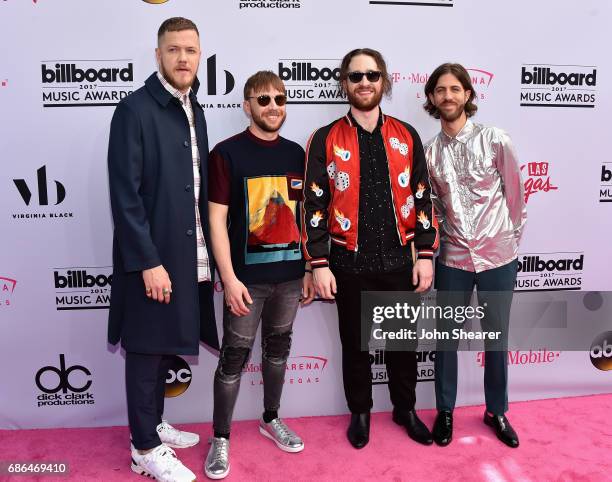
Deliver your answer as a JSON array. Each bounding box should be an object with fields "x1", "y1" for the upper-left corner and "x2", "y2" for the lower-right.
[
  {"x1": 417, "y1": 210, "x2": 431, "y2": 229},
  {"x1": 398, "y1": 166, "x2": 410, "y2": 188},
  {"x1": 333, "y1": 145, "x2": 351, "y2": 162},
  {"x1": 334, "y1": 208, "x2": 351, "y2": 231}
]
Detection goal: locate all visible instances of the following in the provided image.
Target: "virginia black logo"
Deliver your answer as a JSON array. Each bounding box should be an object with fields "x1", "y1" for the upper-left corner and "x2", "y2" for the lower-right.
[
  {"x1": 278, "y1": 58, "x2": 346, "y2": 104},
  {"x1": 54, "y1": 267, "x2": 112, "y2": 311},
  {"x1": 11, "y1": 166, "x2": 73, "y2": 221},
  {"x1": 515, "y1": 252, "x2": 584, "y2": 291},
  {"x1": 41, "y1": 59, "x2": 134, "y2": 107},
  {"x1": 165, "y1": 356, "x2": 192, "y2": 398},
  {"x1": 35, "y1": 354, "x2": 95, "y2": 407},
  {"x1": 205, "y1": 55, "x2": 234, "y2": 96},
  {"x1": 520, "y1": 64, "x2": 597, "y2": 108},
  {"x1": 13, "y1": 165, "x2": 65, "y2": 206},
  {"x1": 590, "y1": 331, "x2": 612, "y2": 371}
]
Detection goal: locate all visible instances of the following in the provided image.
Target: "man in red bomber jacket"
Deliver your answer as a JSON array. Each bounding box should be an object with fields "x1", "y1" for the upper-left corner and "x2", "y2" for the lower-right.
[{"x1": 302, "y1": 48, "x2": 439, "y2": 449}]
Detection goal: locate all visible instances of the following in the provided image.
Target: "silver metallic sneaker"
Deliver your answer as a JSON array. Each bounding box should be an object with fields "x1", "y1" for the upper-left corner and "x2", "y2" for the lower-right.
[
  {"x1": 259, "y1": 417, "x2": 304, "y2": 453},
  {"x1": 204, "y1": 437, "x2": 230, "y2": 480}
]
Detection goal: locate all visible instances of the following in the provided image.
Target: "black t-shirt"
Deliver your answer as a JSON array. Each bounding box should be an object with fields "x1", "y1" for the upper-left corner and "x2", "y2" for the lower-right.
[{"x1": 209, "y1": 129, "x2": 305, "y2": 285}]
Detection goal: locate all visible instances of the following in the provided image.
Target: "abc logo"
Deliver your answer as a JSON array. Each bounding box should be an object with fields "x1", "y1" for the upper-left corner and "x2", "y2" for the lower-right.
[
  {"x1": 590, "y1": 331, "x2": 612, "y2": 371},
  {"x1": 35, "y1": 354, "x2": 92, "y2": 394},
  {"x1": 165, "y1": 356, "x2": 192, "y2": 398}
]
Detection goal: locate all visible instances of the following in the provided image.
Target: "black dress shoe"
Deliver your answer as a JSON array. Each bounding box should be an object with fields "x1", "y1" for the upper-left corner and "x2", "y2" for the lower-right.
[
  {"x1": 392, "y1": 409, "x2": 433, "y2": 445},
  {"x1": 483, "y1": 411, "x2": 519, "y2": 448},
  {"x1": 432, "y1": 410, "x2": 453, "y2": 446},
  {"x1": 347, "y1": 412, "x2": 370, "y2": 449}
]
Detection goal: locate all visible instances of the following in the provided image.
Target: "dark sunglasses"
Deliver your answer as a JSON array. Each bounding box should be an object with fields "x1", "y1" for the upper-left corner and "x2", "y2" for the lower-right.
[
  {"x1": 347, "y1": 71, "x2": 382, "y2": 83},
  {"x1": 247, "y1": 94, "x2": 287, "y2": 107}
]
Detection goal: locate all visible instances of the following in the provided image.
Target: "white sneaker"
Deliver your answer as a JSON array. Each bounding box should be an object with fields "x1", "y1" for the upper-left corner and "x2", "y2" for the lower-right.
[
  {"x1": 131, "y1": 444, "x2": 196, "y2": 482},
  {"x1": 157, "y1": 420, "x2": 200, "y2": 448}
]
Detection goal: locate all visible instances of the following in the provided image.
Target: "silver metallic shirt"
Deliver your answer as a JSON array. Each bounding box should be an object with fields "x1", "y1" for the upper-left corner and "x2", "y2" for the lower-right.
[{"x1": 425, "y1": 120, "x2": 527, "y2": 273}]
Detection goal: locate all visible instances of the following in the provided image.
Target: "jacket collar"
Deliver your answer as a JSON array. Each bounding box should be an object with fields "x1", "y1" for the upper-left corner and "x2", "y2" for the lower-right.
[
  {"x1": 344, "y1": 107, "x2": 385, "y2": 130},
  {"x1": 145, "y1": 72, "x2": 201, "y2": 107}
]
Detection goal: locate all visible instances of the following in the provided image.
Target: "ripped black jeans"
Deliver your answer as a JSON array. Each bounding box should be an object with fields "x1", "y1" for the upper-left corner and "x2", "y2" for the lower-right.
[{"x1": 212, "y1": 278, "x2": 301, "y2": 434}]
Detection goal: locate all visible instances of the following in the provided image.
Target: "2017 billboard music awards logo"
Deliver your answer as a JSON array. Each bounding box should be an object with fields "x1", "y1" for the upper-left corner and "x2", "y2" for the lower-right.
[
  {"x1": 238, "y1": 0, "x2": 301, "y2": 9},
  {"x1": 165, "y1": 356, "x2": 192, "y2": 398},
  {"x1": 520, "y1": 64, "x2": 597, "y2": 108},
  {"x1": 521, "y1": 161, "x2": 558, "y2": 203},
  {"x1": 278, "y1": 58, "x2": 346, "y2": 105},
  {"x1": 590, "y1": 332, "x2": 612, "y2": 371},
  {"x1": 200, "y1": 55, "x2": 241, "y2": 110},
  {"x1": 391, "y1": 67, "x2": 493, "y2": 101},
  {"x1": 41, "y1": 60, "x2": 134, "y2": 107},
  {"x1": 599, "y1": 163, "x2": 612, "y2": 202},
  {"x1": 11, "y1": 165, "x2": 74, "y2": 221},
  {"x1": 371, "y1": 349, "x2": 435, "y2": 384},
  {"x1": 243, "y1": 355, "x2": 328, "y2": 386},
  {"x1": 515, "y1": 252, "x2": 584, "y2": 291},
  {"x1": 53, "y1": 267, "x2": 112, "y2": 310},
  {"x1": 35, "y1": 354, "x2": 95, "y2": 408},
  {"x1": 477, "y1": 349, "x2": 560, "y2": 368},
  {"x1": 1, "y1": 276, "x2": 17, "y2": 308},
  {"x1": 369, "y1": 0, "x2": 453, "y2": 7}
]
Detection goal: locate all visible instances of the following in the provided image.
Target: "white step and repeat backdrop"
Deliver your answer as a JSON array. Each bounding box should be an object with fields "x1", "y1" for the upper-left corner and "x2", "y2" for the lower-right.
[{"x1": 1, "y1": 0, "x2": 611, "y2": 429}]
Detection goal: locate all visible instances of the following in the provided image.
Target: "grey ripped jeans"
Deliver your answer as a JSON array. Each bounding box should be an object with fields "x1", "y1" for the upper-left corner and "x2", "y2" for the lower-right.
[{"x1": 212, "y1": 278, "x2": 301, "y2": 434}]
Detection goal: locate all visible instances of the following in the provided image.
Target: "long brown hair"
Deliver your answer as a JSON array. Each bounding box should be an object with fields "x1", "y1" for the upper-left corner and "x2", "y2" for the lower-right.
[{"x1": 423, "y1": 63, "x2": 477, "y2": 118}]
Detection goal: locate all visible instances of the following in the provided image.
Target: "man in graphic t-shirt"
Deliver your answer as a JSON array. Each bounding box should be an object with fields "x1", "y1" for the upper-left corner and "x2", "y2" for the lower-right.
[{"x1": 204, "y1": 71, "x2": 315, "y2": 480}]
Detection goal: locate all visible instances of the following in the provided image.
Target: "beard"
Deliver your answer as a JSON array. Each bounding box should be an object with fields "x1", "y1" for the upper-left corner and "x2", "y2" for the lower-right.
[
  {"x1": 438, "y1": 101, "x2": 466, "y2": 122},
  {"x1": 347, "y1": 86, "x2": 383, "y2": 112},
  {"x1": 159, "y1": 62, "x2": 195, "y2": 93},
  {"x1": 252, "y1": 109, "x2": 286, "y2": 133}
]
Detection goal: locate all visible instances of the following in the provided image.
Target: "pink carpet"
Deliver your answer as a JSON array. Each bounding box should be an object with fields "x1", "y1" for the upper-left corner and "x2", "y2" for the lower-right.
[{"x1": 1, "y1": 394, "x2": 611, "y2": 481}]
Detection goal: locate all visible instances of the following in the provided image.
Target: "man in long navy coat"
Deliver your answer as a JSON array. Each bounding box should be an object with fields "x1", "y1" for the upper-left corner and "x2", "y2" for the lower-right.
[{"x1": 107, "y1": 17, "x2": 218, "y2": 482}]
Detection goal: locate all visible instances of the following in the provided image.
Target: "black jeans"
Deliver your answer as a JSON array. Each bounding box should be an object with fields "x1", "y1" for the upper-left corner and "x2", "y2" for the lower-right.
[
  {"x1": 212, "y1": 279, "x2": 301, "y2": 434},
  {"x1": 333, "y1": 267, "x2": 418, "y2": 415},
  {"x1": 125, "y1": 352, "x2": 172, "y2": 450}
]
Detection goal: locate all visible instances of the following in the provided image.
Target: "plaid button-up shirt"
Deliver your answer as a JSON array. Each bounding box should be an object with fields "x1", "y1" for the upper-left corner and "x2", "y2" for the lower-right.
[{"x1": 157, "y1": 72, "x2": 211, "y2": 282}]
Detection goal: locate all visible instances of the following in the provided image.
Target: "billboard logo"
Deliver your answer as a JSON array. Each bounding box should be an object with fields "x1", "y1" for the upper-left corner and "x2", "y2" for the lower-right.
[
  {"x1": 520, "y1": 64, "x2": 597, "y2": 108},
  {"x1": 515, "y1": 252, "x2": 584, "y2": 291},
  {"x1": 53, "y1": 267, "x2": 112, "y2": 310},
  {"x1": 41, "y1": 60, "x2": 134, "y2": 107},
  {"x1": 600, "y1": 164, "x2": 612, "y2": 203},
  {"x1": 278, "y1": 58, "x2": 346, "y2": 104}
]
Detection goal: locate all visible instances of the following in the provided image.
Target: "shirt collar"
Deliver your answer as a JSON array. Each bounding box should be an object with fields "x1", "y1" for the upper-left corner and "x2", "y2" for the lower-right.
[
  {"x1": 157, "y1": 71, "x2": 191, "y2": 104},
  {"x1": 441, "y1": 119, "x2": 475, "y2": 145},
  {"x1": 346, "y1": 107, "x2": 384, "y2": 132}
]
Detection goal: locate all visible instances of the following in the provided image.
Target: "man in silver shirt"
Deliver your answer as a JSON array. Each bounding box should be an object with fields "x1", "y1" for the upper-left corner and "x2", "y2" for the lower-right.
[{"x1": 423, "y1": 63, "x2": 527, "y2": 448}]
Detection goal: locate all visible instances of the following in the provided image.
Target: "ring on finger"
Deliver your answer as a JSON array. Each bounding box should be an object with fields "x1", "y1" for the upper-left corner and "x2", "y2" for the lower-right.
[{"x1": 162, "y1": 288, "x2": 170, "y2": 295}]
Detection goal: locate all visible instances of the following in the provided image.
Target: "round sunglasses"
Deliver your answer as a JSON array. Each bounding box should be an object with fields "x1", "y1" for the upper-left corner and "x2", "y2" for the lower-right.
[
  {"x1": 347, "y1": 71, "x2": 382, "y2": 83},
  {"x1": 246, "y1": 94, "x2": 288, "y2": 107}
]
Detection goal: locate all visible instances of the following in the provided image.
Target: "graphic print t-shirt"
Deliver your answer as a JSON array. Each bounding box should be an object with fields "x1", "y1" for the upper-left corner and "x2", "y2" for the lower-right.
[{"x1": 209, "y1": 129, "x2": 305, "y2": 285}]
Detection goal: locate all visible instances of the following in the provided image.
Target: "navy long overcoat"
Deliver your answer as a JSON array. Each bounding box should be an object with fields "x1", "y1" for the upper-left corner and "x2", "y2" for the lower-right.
[{"x1": 107, "y1": 72, "x2": 218, "y2": 355}]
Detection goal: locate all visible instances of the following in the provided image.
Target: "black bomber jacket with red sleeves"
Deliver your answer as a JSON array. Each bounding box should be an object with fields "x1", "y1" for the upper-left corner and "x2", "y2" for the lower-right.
[{"x1": 301, "y1": 111, "x2": 439, "y2": 269}]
